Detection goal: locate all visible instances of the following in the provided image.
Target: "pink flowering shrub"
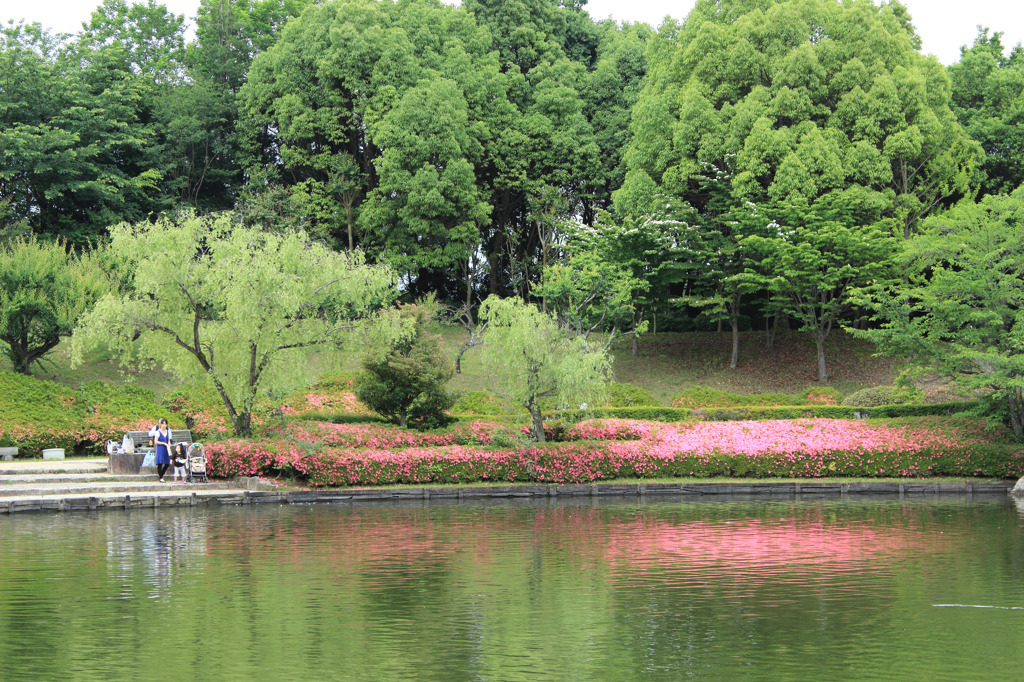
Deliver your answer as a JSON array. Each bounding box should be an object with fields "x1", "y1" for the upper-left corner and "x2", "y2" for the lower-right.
[
  {"x1": 206, "y1": 417, "x2": 1024, "y2": 487},
  {"x1": 565, "y1": 419, "x2": 654, "y2": 441},
  {"x1": 279, "y1": 375, "x2": 374, "y2": 417},
  {"x1": 802, "y1": 387, "x2": 841, "y2": 405},
  {"x1": 262, "y1": 419, "x2": 507, "y2": 449}
]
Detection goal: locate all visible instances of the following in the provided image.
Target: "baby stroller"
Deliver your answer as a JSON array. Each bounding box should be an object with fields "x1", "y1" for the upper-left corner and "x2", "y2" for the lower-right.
[{"x1": 186, "y1": 443, "x2": 208, "y2": 483}]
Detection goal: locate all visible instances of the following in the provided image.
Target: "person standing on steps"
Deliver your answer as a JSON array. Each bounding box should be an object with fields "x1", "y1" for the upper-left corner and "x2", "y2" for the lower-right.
[{"x1": 148, "y1": 418, "x2": 172, "y2": 482}]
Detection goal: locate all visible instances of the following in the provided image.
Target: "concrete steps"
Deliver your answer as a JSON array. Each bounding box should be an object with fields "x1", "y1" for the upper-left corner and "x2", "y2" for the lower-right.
[{"x1": 0, "y1": 458, "x2": 254, "y2": 514}]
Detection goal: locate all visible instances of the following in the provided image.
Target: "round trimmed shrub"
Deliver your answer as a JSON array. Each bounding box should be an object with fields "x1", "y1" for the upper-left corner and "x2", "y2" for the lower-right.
[
  {"x1": 604, "y1": 382, "x2": 659, "y2": 407},
  {"x1": 841, "y1": 385, "x2": 917, "y2": 407}
]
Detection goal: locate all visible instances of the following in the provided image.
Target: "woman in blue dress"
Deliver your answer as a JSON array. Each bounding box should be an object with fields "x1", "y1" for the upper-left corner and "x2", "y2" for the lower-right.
[{"x1": 148, "y1": 418, "x2": 172, "y2": 482}]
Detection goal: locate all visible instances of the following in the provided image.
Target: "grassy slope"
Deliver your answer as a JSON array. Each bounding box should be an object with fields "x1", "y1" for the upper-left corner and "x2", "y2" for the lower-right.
[
  {"x1": 2, "y1": 327, "x2": 902, "y2": 407},
  {"x1": 5, "y1": 341, "x2": 179, "y2": 397},
  {"x1": 444, "y1": 326, "x2": 901, "y2": 405}
]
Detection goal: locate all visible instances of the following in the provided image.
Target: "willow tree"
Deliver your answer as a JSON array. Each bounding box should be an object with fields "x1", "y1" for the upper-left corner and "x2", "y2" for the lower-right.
[
  {"x1": 73, "y1": 213, "x2": 395, "y2": 436},
  {"x1": 479, "y1": 296, "x2": 610, "y2": 442}
]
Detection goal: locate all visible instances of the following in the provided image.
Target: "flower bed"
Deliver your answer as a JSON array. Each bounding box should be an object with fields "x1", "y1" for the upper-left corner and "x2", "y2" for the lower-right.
[{"x1": 205, "y1": 417, "x2": 1024, "y2": 487}]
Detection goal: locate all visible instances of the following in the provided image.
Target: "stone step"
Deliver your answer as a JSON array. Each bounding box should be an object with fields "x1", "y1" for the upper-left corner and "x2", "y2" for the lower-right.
[
  {"x1": 0, "y1": 473, "x2": 156, "y2": 485},
  {"x1": 0, "y1": 479, "x2": 234, "y2": 498},
  {"x1": 0, "y1": 459, "x2": 108, "y2": 476},
  {"x1": 0, "y1": 488, "x2": 255, "y2": 513}
]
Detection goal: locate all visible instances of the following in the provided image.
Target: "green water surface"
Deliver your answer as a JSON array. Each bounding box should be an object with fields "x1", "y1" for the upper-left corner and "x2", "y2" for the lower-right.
[{"x1": 2, "y1": 495, "x2": 1024, "y2": 681}]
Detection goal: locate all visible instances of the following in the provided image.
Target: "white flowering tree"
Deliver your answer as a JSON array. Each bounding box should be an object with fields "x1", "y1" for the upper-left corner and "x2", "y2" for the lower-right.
[{"x1": 73, "y1": 212, "x2": 396, "y2": 436}]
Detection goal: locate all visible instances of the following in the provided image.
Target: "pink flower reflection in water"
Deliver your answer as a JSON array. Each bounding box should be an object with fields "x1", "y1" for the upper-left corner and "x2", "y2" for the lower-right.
[{"x1": 603, "y1": 515, "x2": 941, "y2": 583}]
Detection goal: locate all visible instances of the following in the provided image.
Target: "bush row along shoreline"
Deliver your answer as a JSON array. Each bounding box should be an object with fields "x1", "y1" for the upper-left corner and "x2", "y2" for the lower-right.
[{"x1": 205, "y1": 418, "x2": 1024, "y2": 487}]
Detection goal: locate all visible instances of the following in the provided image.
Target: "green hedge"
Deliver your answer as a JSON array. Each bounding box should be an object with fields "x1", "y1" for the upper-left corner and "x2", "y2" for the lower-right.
[
  {"x1": 604, "y1": 382, "x2": 660, "y2": 407},
  {"x1": 546, "y1": 401, "x2": 979, "y2": 424},
  {"x1": 841, "y1": 385, "x2": 916, "y2": 407},
  {"x1": 671, "y1": 387, "x2": 807, "y2": 408}
]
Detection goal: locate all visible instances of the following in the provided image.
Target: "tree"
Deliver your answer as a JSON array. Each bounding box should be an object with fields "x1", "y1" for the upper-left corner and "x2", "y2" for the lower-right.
[
  {"x1": 742, "y1": 194, "x2": 897, "y2": 383},
  {"x1": 360, "y1": 77, "x2": 491, "y2": 298},
  {"x1": 355, "y1": 300, "x2": 455, "y2": 429},
  {"x1": 479, "y1": 296, "x2": 610, "y2": 442},
  {"x1": 577, "y1": 204, "x2": 696, "y2": 356},
  {"x1": 618, "y1": 0, "x2": 981, "y2": 374},
  {"x1": 0, "y1": 22, "x2": 164, "y2": 245},
  {"x1": 239, "y1": 0, "x2": 505, "y2": 290},
  {"x1": 72, "y1": 212, "x2": 396, "y2": 437},
  {"x1": 240, "y1": 0, "x2": 604, "y2": 299},
  {"x1": 534, "y1": 247, "x2": 648, "y2": 350},
  {"x1": 948, "y1": 28, "x2": 1024, "y2": 197},
  {"x1": 0, "y1": 235, "x2": 108, "y2": 374},
  {"x1": 79, "y1": 0, "x2": 187, "y2": 84},
  {"x1": 854, "y1": 188, "x2": 1024, "y2": 441},
  {"x1": 580, "y1": 19, "x2": 651, "y2": 221}
]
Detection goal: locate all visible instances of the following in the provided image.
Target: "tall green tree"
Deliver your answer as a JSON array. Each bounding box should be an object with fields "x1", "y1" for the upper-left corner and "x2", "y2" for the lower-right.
[
  {"x1": 618, "y1": 0, "x2": 982, "y2": 374},
  {"x1": 73, "y1": 212, "x2": 396, "y2": 437},
  {"x1": 948, "y1": 28, "x2": 1024, "y2": 198},
  {"x1": 464, "y1": 0, "x2": 602, "y2": 296},
  {"x1": 579, "y1": 20, "x2": 651, "y2": 221},
  {"x1": 854, "y1": 188, "x2": 1024, "y2": 441},
  {"x1": 0, "y1": 236, "x2": 108, "y2": 374},
  {"x1": 742, "y1": 194, "x2": 897, "y2": 382},
  {"x1": 534, "y1": 248, "x2": 648, "y2": 350},
  {"x1": 0, "y1": 22, "x2": 164, "y2": 244},
  {"x1": 360, "y1": 77, "x2": 491, "y2": 298},
  {"x1": 79, "y1": 0, "x2": 187, "y2": 84},
  {"x1": 240, "y1": 0, "x2": 505, "y2": 290}
]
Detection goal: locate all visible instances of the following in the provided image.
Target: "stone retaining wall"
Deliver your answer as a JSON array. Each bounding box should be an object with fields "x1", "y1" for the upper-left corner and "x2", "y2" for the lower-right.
[{"x1": 1, "y1": 479, "x2": 1014, "y2": 515}]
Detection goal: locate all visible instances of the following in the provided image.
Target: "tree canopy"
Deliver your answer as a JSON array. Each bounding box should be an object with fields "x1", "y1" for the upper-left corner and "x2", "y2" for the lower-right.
[
  {"x1": 855, "y1": 187, "x2": 1024, "y2": 441},
  {"x1": 0, "y1": 236, "x2": 108, "y2": 374},
  {"x1": 72, "y1": 212, "x2": 396, "y2": 436},
  {"x1": 479, "y1": 295, "x2": 610, "y2": 442},
  {"x1": 4, "y1": 0, "x2": 1024, "y2": 394}
]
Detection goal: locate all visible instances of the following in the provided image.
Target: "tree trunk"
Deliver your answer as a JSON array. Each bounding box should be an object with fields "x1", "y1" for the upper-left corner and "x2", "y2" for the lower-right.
[
  {"x1": 766, "y1": 313, "x2": 782, "y2": 349},
  {"x1": 730, "y1": 318, "x2": 739, "y2": 370},
  {"x1": 1009, "y1": 392, "x2": 1024, "y2": 443},
  {"x1": 12, "y1": 336, "x2": 60, "y2": 374},
  {"x1": 815, "y1": 334, "x2": 828, "y2": 383},
  {"x1": 632, "y1": 333, "x2": 639, "y2": 357},
  {"x1": 399, "y1": 410, "x2": 408, "y2": 429},
  {"x1": 528, "y1": 401, "x2": 545, "y2": 443},
  {"x1": 235, "y1": 410, "x2": 252, "y2": 438}
]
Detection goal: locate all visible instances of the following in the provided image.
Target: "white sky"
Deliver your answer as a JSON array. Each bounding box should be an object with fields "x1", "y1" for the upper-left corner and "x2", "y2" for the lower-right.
[{"x1": 3, "y1": 0, "x2": 1023, "y2": 65}]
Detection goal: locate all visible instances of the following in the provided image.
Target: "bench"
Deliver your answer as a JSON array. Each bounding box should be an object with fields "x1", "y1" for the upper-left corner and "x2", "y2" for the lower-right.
[{"x1": 108, "y1": 429, "x2": 194, "y2": 475}]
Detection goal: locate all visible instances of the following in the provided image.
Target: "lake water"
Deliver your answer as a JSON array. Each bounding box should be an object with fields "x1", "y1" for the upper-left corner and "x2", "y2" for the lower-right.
[{"x1": 2, "y1": 495, "x2": 1024, "y2": 680}]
